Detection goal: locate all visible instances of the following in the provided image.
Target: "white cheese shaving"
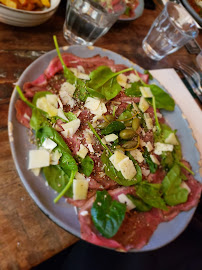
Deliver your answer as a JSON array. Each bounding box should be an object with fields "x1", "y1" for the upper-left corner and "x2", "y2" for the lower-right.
[
  {"x1": 42, "y1": 138, "x2": 57, "y2": 151},
  {"x1": 130, "y1": 149, "x2": 144, "y2": 163},
  {"x1": 76, "y1": 144, "x2": 88, "y2": 159},
  {"x1": 117, "y1": 194, "x2": 136, "y2": 210},
  {"x1": 154, "y1": 142, "x2": 174, "y2": 155},
  {"x1": 28, "y1": 149, "x2": 50, "y2": 169},
  {"x1": 104, "y1": 134, "x2": 118, "y2": 143},
  {"x1": 61, "y1": 119, "x2": 81, "y2": 138}
]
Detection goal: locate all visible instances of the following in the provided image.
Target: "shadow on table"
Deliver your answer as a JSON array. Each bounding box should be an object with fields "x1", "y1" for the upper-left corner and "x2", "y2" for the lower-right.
[{"x1": 32, "y1": 208, "x2": 202, "y2": 270}]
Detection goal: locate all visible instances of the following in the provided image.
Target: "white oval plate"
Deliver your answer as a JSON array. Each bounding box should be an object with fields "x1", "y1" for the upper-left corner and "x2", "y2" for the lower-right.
[{"x1": 8, "y1": 46, "x2": 201, "y2": 252}]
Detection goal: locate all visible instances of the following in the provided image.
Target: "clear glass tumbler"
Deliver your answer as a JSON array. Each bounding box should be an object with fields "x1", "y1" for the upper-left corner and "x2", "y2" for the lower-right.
[
  {"x1": 142, "y1": 2, "x2": 199, "y2": 61},
  {"x1": 63, "y1": 0, "x2": 125, "y2": 46}
]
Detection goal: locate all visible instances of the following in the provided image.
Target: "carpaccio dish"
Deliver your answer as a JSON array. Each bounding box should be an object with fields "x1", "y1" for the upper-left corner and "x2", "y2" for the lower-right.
[{"x1": 15, "y1": 42, "x2": 202, "y2": 252}]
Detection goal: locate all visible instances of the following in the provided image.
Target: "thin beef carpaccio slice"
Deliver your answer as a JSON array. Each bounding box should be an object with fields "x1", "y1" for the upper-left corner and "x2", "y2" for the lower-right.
[
  {"x1": 162, "y1": 161, "x2": 202, "y2": 221},
  {"x1": 44, "y1": 53, "x2": 149, "y2": 83},
  {"x1": 78, "y1": 186, "x2": 163, "y2": 251},
  {"x1": 16, "y1": 53, "x2": 149, "y2": 129},
  {"x1": 15, "y1": 99, "x2": 32, "y2": 129}
]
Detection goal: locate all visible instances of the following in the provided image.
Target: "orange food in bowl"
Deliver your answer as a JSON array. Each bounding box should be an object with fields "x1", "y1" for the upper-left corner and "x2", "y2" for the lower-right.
[{"x1": 0, "y1": 0, "x2": 50, "y2": 11}]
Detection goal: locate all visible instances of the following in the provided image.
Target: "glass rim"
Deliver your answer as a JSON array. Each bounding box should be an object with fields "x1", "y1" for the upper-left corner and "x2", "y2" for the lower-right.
[
  {"x1": 164, "y1": 2, "x2": 199, "y2": 38},
  {"x1": 68, "y1": 0, "x2": 126, "y2": 18}
]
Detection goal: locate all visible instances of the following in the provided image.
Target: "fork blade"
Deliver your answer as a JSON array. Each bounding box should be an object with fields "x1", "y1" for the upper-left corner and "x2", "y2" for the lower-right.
[{"x1": 176, "y1": 67, "x2": 202, "y2": 104}]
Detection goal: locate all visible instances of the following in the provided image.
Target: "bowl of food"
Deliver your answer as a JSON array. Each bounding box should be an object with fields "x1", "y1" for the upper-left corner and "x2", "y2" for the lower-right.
[
  {"x1": 119, "y1": 0, "x2": 144, "y2": 21},
  {"x1": 0, "y1": 0, "x2": 61, "y2": 27},
  {"x1": 181, "y1": 0, "x2": 202, "y2": 26}
]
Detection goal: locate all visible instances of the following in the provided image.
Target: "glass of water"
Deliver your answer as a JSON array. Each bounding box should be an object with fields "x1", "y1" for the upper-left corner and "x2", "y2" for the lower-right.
[
  {"x1": 142, "y1": 2, "x2": 199, "y2": 61},
  {"x1": 63, "y1": 0, "x2": 125, "y2": 46}
]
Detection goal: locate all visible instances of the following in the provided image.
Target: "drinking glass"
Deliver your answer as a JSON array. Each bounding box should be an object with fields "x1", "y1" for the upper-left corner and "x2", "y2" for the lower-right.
[
  {"x1": 63, "y1": 0, "x2": 125, "y2": 46},
  {"x1": 142, "y1": 2, "x2": 199, "y2": 61}
]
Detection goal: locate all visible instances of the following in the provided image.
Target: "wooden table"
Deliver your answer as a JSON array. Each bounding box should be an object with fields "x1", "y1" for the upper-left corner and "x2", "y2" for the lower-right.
[{"x1": 0, "y1": 0, "x2": 201, "y2": 268}]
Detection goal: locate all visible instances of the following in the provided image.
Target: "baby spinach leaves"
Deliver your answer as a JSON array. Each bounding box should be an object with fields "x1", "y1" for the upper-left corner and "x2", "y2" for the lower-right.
[
  {"x1": 36, "y1": 126, "x2": 78, "y2": 174},
  {"x1": 91, "y1": 190, "x2": 126, "y2": 238},
  {"x1": 136, "y1": 182, "x2": 167, "y2": 210},
  {"x1": 87, "y1": 66, "x2": 133, "y2": 100},
  {"x1": 43, "y1": 165, "x2": 73, "y2": 198},
  {"x1": 143, "y1": 149, "x2": 157, "y2": 173},
  {"x1": 150, "y1": 85, "x2": 175, "y2": 111},
  {"x1": 100, "y1": 121, "x2": 125, "y2": 135},
  {"x1": 126, "y1": 194, "x2": 152, "y2": 212},
  {"x1": 125, "y1": 81, "x2": 142, "y2": 97},
  {"x1": 76, "y1": 155, "x2": 94, "y2": 177},
  {"x1": 162, "y1": 164, "x2": 189, "y2": 206}
]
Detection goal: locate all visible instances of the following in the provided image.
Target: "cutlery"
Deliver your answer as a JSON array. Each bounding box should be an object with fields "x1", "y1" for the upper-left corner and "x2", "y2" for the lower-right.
[{"x1": 175, "y1": 61, "x2": 202, "y2": 104}]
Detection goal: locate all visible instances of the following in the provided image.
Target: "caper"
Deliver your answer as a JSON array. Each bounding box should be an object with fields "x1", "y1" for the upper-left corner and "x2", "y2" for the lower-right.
[
  {"x1": 132, "y1": 118, "x2": 141, "y2": 131},
  {"x1": 115, "y1": 145, "x2": 125, "y2": 152},
  {"x1": 105, "y1": 114, "x2": 115, "y2": 122},
  {"x1": 119, "y1": 129, "x2": 136, "y2": 140},
  {"x1": 122, "y1": 140, "x2": 137, "y2": 150},
  {"x1": 124, "y1": 120, "x2": 132, "y2": 127},
  {"x1": 97, "y1": 121, "x2": 109, "y2": 129}
]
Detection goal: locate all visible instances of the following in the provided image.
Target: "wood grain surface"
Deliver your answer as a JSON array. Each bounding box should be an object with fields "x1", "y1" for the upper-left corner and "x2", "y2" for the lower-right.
[{"x1": 0, "y1": 0, "x2": 201, "y2": 269}]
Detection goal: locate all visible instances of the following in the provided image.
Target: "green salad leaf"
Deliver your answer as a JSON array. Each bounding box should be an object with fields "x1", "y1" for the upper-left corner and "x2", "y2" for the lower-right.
[
  {"x1": 143, "y1": 149, "x2": 158, "y2": 173},
  {"x1": 78, "y1": 155, "x2": 94, "y2": 177},
  {"x1": 87, "y1": 66, "x2": 133, "y2": 100},
  {"x1": 125, "y1": 81, "x2": 142, "y2": 97},
  {"x1": 30, "y1": 108, "x2": 50, "y2": 131},
  {"x1": 36, "y1": 126, "x2": 78, "y2": 175},
  {"x1": 91, "y1": 190, "x2": 126, "y2": 238},
  {"x1": 43, "y1": 165, "x2": 73, "y2": 198},
  {"x1": 162, "y1": 164, "x2": 189, "y2": 206},
  {"x1": 149, "y1": 84, "x2": 175, "y2": 111},
  {"x1": 100, "y1": 121, "x2": 125, "y2": 135},
  {"x1": 136, "y1": 182, "x2": 167, "y2": 210},
  {"x1": 126, "y1": 194, "x2": 152, "y2": 212}
]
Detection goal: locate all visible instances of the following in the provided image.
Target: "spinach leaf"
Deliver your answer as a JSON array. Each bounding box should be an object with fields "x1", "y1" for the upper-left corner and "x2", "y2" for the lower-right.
[
  {"x1": 101, "y1": 121, "x2": 125, "y2": 135},
  {"x1": 133, "y1": 71, "x2": 175, "y2": 111},
  {"x1": 149, "y1": 85, "x2": 175, "y2": 111},
  {"x1": 78, "y1": 155, "x2": 94, "y2": 177},
  {"x1": 54, "y1": 36, "x2": 77, "y2": 85},
  {"x1": 152, "y1": 96, "x2": 161, "y2": 133},
  {"x1": 101, "y1": 151, "x2": 138, "y2": 186},
  {"x1": 16, "y1": 85, "x2": 36, "y2": 110},
  {"x1": 143, "y1": 149, "x2": 158, "y2": 173},
  {"x1": 30, "y1": 108, "x2": 50, "y2": 131},
  {"x1": 125, "y1": 81, "x2": 142, "y2": 97},
  {"x1": 162, "y1": 164, "x2": 189, "y2": 206},
  {"x1": 54, "y1": 170, "x2": 76, "y2": 203},
  {"x1": 43, "y1": 165, "x2": 73, "y2": 198},
  {"x1": 64, "y1": 112, "x2": 78, "y2": 121},
  {"x1": 87, "y1": 66, "x2": 133, "y2": 100},
  {"x1": 36, "y1": 126, "x2": 78, "y2": 176},
  {"x1": 118, "y1": 109, "x2": 133, "y2": 121},
  {"x1": 155, "y1": 124, "x2": 182, "y2": 170},
  {"x1": 91, "y1": 190, "x2": 126, "y2": 238},
  {"x1": 136, "y1": 182, "x2": 167, "y2": 210},
  {"x1": 126, "y1": 194, "x2": 152, "y2": 212}
]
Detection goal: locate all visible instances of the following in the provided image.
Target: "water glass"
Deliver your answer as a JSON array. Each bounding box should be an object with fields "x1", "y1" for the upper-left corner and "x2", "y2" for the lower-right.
[
  {"x1": 142, "y1": 2, "x2": 199, "y2": 61},
  {"x1": 63, "y1": 0, "x2": 125, "y2": 46}
]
